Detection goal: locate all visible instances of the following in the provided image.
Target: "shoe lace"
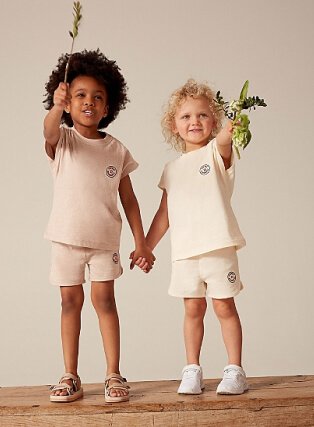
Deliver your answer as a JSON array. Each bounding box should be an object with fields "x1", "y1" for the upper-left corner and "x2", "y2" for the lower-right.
[
  {"x1": 183, "y1": 367, "x2": 199, "y2": 379},
  {"x1": 224, "y1": 368, "x2": 241, "y2": 380}
]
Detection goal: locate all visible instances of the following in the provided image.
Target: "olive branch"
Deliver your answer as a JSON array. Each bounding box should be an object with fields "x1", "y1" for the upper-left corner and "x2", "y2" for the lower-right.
[
  {"x1": 215, "y1": 81, "x2": 267, "y2": 158},
  {"x1": 64, "y1": 1, "x2": 83, "y2": 83}
]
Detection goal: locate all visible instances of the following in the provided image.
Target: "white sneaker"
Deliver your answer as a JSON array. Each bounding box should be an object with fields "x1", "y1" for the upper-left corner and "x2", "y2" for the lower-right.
[
  {"x1": 177, "y1": 364, "x2": 205, "y2": 394},
  {"x1": 216, "y1": 365, "x2": 249, "y2": 395}
]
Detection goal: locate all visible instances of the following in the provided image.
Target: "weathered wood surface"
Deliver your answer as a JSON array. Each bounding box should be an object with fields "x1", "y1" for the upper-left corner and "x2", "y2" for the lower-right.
[{"x1": 0, "y1": 375, "x2": 313, "y2": 426}]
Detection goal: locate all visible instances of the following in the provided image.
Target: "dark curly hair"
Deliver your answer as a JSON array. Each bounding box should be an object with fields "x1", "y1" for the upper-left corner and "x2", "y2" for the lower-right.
[{"x1": 43, "y1": 49, "x2": 129, "y2": 128}]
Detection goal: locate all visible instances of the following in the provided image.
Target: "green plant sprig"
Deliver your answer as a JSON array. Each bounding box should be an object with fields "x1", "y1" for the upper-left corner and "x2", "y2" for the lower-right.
[
  {"x1": 64, "y1": 1, "x2": 83, "y2": 83},
  {"x1": 215, "y1": 80, "x2": 267, "y2": 158}
]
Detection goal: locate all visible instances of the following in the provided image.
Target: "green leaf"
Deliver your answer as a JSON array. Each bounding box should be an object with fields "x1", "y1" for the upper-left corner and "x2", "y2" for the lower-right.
[
  {"x1": 70, "y1": 1, "x2": 82, "y2": 41},
  {"x1": 64, "y1": 1, "x2": 83, "y2": 83},
  {"x1": 239, "y1": 80, "x2": 249, "y2": 101}
]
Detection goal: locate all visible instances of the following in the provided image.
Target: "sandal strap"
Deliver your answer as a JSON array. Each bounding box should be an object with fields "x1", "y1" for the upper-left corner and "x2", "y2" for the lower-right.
[
  {"x1": 105, "y1": 373, "x2": 126, "y2": 382},
  {"x1": 105, "y1": 373, "x2": 130, "y2": 391},
  {"x1": 50, "y1": 382, "x2": 73, "y2": 395},
  {"x1": 50, "y1": 373, "x2": 81, "y2": 395},
  {"x1": 60, "y1": 372, "x2": 80, "y2": 383},
  {"x1": 106, "y1": 384, "x2": 129, "y2": 392}
]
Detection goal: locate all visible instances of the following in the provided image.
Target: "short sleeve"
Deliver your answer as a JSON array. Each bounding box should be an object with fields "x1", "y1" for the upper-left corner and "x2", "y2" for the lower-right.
[
  {"x1": 121, "y1": 149, "x2": 139, "y2": 178},
  {"x1": 45, "y1": 126, "x2": 67, "y2": 159},
  {"x1": 158, "y1": 166, "x2": 167, "y2": 190}
]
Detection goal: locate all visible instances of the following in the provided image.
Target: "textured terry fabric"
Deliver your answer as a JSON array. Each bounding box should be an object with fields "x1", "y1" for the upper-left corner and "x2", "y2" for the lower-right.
[
  {"x1": 169, "y1": 247, "x2": 243, "y2": 298},
  {"x1": 50, "y1": 242, "x2": 123, "y2": 286},
  {"x1": 44, "y1": 127, "x2": 138, "y2": 250},
  {"x1": 158, "y1": 139, "x2": 246, "y2": 261}
]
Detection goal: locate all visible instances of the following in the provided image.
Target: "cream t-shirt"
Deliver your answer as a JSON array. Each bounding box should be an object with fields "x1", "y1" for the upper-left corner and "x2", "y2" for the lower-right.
[
  {"x1": 159, "y1": 139, "x2": 246, "y2": 261},
  {"x1": 44, "y1": 126, "x2": 138, "y2": 250}
]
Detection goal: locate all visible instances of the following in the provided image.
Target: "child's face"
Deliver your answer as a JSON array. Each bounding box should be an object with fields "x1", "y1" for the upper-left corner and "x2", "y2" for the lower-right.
[
  {"x1": 67, "y1": 75, "x2": 108, "y2": 133},
  {"x1": 173, "y1": 96, "x2": 215, "y2": 152}
]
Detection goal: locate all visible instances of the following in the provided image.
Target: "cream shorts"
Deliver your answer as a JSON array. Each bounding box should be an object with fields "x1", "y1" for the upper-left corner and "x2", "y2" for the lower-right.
[
  {"x1": 50, "y1": 242, "x2": 123, "y2": 286},
  {"x1": 169, "y1": 246, "x2": 243, "y2": 299}
]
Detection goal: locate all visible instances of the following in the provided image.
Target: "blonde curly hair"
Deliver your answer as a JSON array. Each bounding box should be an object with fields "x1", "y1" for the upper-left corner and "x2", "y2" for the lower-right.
[{"x1": 161, "y1": 79, "x2": 223, "y2": 152}]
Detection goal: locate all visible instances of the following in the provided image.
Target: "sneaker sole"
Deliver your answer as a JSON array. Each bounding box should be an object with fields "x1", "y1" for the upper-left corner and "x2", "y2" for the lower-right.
[
  {"x1": 178, "y1": 390, "x2": 203, "y2": 395},
  {"x1": 178, "y1": 384, "x2": 205, "y2": 395},
  {"x1": 216, "y1": 386, "x2": 249, "y2": 395}
]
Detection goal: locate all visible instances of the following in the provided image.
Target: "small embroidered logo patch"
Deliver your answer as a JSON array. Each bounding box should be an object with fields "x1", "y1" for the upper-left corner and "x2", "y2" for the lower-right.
[
  {"x1": 199, "y1": 164, "x2": 210, "y2": 175},
  {"x1": 227, "y1": 272, "x2": 236, "y2": 283},
  {"x1": 106, "y1": 166, "x2": 117, "y2": 178},
  {"x1": 112, "y1": 253, "x2": 119, "y2": 264}
]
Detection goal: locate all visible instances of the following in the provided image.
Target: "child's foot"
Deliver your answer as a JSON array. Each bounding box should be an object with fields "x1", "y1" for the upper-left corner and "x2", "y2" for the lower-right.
[
  {"x1": 216, "y1": 365, "x2": 248, "y2": 395},
  {"x1": 50, "y1": 373, "x2": 83, "y2": 402},
  {"x1": 177, "y1": 364, "x2": 205, "y2": 394},
  {"x1": 104, "y1": 373, "x2": 130, "y2": 403}
]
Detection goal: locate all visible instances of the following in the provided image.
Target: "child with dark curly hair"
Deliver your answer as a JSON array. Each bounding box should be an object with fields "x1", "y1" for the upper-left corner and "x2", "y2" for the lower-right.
[{"x1": 43, "y1": 49, "x2": 154, "y2": 403}]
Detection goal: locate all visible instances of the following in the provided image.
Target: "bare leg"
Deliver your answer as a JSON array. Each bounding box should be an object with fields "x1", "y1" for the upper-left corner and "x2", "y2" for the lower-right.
[
  {"x1": 52, "y1": 285, "x2": 84, "y2": 396},
  {"x1": 212, "y1": 297, "x2": 242, "y2": 366},
  {"x1": 91, "y1": 281, "x2": 127, "y2": 398},
  {"x1": 183, "y1": 298, "x2": 207, "y2": 365}
]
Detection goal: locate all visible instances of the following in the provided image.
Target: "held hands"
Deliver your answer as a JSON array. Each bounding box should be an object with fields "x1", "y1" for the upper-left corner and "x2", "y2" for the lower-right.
[
  {"x1": 53, "y1": 82, "x2": 71, "y2": 111},
  {"x1": 129, "y1": 244, "x2": 156, "y2": 273}
]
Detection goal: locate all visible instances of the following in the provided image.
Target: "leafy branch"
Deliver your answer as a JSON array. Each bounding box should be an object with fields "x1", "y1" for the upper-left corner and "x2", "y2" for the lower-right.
[
  {"x1": 215, "y1": 80, "x2": 267, "y2": 158},
  {"x1": 64, "y1": 1, "x2": 83, "y2": 83}
]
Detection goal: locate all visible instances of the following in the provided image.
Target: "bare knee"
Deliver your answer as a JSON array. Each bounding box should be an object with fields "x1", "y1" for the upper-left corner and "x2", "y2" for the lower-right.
[
  {"x1": 92, "y1": 296, "x2": 117, "y2": 314},
  {"x1": 91, "y1": 283, "x2": 117, "y2": 314},
  {"x1": 184, "y1": 298, "x2": 207, "y2": 320},
  {"x1": 61, "y1": 287, "x2": 84, "y2": 314},
  {"x1": 212, "y1": 298, "x2": 238, "y2": 320}
]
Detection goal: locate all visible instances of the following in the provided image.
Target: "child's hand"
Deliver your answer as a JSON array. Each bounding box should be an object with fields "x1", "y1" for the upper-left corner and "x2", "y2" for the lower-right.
[
  {"x1": 217, "y1": 120, "x2": 233, "y2": 146},
  {"x1": 53, "y1": 82, "x2": 71, "y2": 111},
  {"x1": 129, "y1": 245, "x2": 156, "y2": 273}
]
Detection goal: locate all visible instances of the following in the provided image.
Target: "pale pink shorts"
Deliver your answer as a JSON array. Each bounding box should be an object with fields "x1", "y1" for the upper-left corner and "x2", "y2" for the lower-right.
[
  {"x1": 169, "y1": 246, "x2": 243, "y2": 299},
  {"x1": 50, "y1": 242, "x2": 123, "y2": 286}
]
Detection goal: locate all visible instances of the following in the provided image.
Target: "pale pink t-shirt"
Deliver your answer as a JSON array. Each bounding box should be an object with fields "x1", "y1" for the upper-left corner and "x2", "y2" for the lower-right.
[
  {"x1": 44, "y1": 126, "x2": 138, "y2": 250},
  {"x1": 159, "y1": 139, "x2": 246, "y2": 261}
]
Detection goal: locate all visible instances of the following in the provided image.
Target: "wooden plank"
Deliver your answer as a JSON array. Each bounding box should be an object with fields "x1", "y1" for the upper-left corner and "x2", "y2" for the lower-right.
[
  {"x1": 1, "y1": 407, "x2": 314, "y2": 427},
  {"x1": 0, "y1": 376, "x2": 313, "y2": 426}
]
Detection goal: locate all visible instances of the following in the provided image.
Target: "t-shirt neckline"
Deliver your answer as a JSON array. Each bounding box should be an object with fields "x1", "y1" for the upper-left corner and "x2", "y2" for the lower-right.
[{"x1": 71, "y1": 126, "x2": 109, "y2": 144}]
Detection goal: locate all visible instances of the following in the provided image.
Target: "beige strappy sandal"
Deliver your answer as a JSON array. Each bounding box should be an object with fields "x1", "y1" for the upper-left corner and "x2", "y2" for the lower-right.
[
  {"x1": 50, "y1": 373, "x2": 83, "y2": 402},
  {"x1": 104, "y1": 373, "x2": 130, "y2": 403}
]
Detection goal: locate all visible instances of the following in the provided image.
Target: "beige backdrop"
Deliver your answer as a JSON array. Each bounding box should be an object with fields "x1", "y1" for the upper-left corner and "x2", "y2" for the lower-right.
[{"x1": 0, "y1": 0, "x2": 313, "y2": 387}]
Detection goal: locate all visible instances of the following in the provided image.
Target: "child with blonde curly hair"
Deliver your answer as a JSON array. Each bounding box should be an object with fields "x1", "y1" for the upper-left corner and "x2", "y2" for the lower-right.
[{"x1": 140, "y1": 79, "x2": 248, "y2": 395}]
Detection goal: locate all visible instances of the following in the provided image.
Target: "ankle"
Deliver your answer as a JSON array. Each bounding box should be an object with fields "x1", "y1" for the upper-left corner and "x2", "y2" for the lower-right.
[
  {"x1": 64, "y1": 370, "x2": 79, "y2": 377},
  {"x1": 186, "y1": 359, "x2": 200, "y2": 366},
  {"x1": 106, "y1": 369, "x2": 120, "y2": 376}
]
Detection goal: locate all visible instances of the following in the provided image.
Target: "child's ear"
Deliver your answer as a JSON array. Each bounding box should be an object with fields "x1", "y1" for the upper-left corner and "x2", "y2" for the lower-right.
[
  {"x1": 64, "y1": 105, "x2": 70, "y2": 114},
  {"x1": 172, "y1": 122, "x2": 179, "y2": 134},
  {"x1": 103, "y1": 105, "x2": 109, "y2": 117}
]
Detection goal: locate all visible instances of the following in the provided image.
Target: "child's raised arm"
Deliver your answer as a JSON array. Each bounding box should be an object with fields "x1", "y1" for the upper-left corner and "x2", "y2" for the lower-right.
[
  {"x1": 44, "y1": 82, "x2": 70, "y2": 149},
  {"x1": 216, "y1": 120, "x2": 233, "y2": 169}
]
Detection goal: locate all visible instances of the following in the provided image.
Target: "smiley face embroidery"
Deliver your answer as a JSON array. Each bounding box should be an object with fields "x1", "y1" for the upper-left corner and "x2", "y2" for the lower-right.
[
  {"x1": 199, "y1": 164, "x2": 210, "y2": 175},
  {"x1": 227, "y1": 272, "x2": 236, "y2": 283},
  {"x1": 106, "y1": 166, "x2": 117, "y2": 178}
]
